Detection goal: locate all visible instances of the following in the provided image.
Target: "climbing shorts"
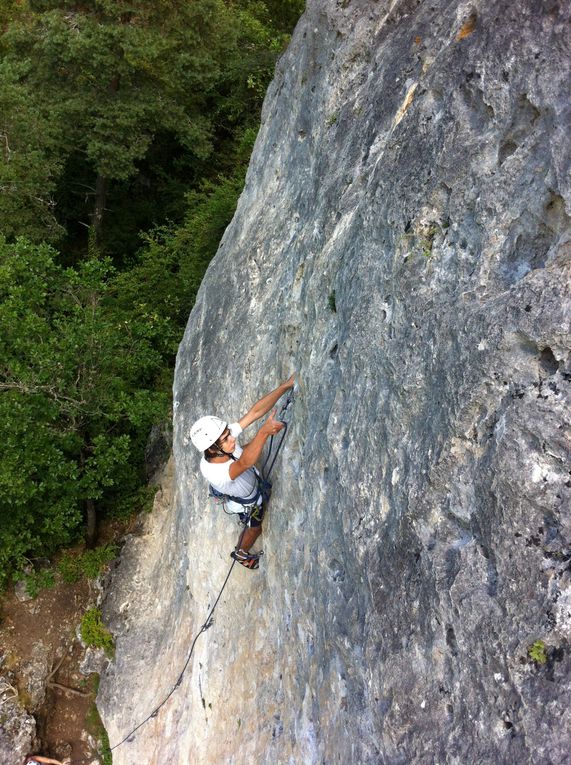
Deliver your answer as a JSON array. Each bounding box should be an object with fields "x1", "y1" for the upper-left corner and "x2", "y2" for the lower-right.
[{"x1": 239, "y1": 503, "x2": 266, "y2": 528}]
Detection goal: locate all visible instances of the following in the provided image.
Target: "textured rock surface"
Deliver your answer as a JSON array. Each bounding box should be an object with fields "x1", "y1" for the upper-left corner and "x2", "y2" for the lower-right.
[
  {"x1": 98, "y1": 1, "x2": 571, "y2": 763},
  {"x1": 0, "y1": 671, "x2": 36, "y2": 764}
]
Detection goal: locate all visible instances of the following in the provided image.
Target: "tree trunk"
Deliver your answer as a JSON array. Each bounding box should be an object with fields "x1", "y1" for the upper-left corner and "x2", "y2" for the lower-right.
[
  {"x1": 89, "y1": 74, "x2": 119, "y2": 245},
  {"x1": 90, "y1": 173, "x2": 108, "y2": 246},
  {"x1": 86, "y1": 498, "x2": 97, "y2": 548}
]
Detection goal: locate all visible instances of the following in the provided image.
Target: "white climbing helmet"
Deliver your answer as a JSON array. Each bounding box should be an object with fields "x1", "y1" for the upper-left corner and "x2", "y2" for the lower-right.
[{"x1": 189, "y1": 415, "x2": 227, "y2": 451}]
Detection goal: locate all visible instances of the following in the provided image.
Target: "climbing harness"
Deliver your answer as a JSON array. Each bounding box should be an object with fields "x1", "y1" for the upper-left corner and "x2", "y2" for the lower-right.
[
  {"x1": 102, "y1": 385, "x2": 296, "y2": 757},
  {"x1": 209, "y1": 470, "x2": 272, "y2": 512},
  {"x1": 209, "y1": 470, "x2": 271, "y2": 529}
]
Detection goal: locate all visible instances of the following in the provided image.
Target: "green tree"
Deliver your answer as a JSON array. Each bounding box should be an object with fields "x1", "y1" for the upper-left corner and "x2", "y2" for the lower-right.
[
  {"x1": 0, "y1": 0, "x2": 24, "y2": 29},
  {"x1": 0, "y1": 236, "x2": 168, "y2": 581},
  {"x1": 0, "y1": 0, "x2": 304, "y2": 253},
  {"x1": 1, "y1": 0, "x2": 236, "y2": 245},
  {"x1": 113, "y1": 167, "x2": 247, "y2": 336},
  {"x1": 0, "y1": 58, "x2": 64, "y2": 242}
]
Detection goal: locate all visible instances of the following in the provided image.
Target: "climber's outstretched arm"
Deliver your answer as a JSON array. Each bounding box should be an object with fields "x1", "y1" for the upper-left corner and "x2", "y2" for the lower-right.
[
  {"x1": 229, "y1": 411, "x2": 284, "y2": 480},
  {"x1": 238, "y1": 375, "x2": 294, "y2": 430}
]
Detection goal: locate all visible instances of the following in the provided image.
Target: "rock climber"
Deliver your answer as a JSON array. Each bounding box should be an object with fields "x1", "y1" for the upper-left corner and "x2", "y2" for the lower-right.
[
  {"x1": 189, "y1": 375, "x2": 294, "y2": 569},
  {"x1": 22, "y1": 755, "x2": 66, "y2": 765}
]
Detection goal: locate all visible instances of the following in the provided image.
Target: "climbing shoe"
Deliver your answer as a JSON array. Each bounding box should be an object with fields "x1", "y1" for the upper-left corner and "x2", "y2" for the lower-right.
[{"x1": 230, "y1": 549, "x2": 262, "y2": 569}]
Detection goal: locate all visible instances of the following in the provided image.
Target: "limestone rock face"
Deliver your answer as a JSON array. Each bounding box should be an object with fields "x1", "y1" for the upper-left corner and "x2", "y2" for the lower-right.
[
  {"x1": 98, "y1": 1, "x2": 571, "y2": 763},
  {"x1": 0, "y1": 672, "x2": 36, "y2": 765}
]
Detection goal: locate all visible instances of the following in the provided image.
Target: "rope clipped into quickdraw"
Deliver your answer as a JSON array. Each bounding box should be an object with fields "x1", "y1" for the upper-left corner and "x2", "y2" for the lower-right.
[
  {"x1": 104, "y1": 386, "x2": 295, "y2": 756},
  {"x1": 261, "y1": 386, "x2": 295, "y2": 481}
]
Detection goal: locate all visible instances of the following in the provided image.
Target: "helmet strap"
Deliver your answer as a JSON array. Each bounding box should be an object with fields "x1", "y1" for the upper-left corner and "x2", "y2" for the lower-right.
[{"x1": 205, "y1": 443, "x2": 236, "y2": 460}]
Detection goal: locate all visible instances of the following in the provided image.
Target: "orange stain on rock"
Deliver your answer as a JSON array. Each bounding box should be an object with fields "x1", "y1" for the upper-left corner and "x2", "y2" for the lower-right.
[{"x1": 456, "y1": 12, "x2": 477, "y2": 40}]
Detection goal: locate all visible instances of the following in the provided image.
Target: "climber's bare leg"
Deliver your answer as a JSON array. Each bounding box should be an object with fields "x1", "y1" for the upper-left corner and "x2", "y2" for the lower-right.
[{"x1": 238, "y1": 525, "x2": 262, "y2": 553}]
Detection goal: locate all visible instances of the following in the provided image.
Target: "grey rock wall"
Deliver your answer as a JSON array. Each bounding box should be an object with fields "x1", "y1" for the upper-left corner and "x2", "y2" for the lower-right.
[
  {"x1": 0, "y1": 671, "x2": 36, "y2": 765},
  {"x1": 98, "y1": 1, "x2": 571, "y2": 763}
]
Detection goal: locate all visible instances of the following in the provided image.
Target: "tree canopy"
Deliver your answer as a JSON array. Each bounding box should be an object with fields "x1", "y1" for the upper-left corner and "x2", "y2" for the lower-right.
[
  {"x1": 0, "y1": 0, "x2": 302, "y2": 253},
  {"x1": 0, "y1": 237, "x2": 168, "y2": 574}
]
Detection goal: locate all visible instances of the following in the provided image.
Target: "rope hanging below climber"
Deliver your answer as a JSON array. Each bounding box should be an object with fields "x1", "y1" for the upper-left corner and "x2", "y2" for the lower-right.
[{"x1": 105, "y1": 375, "x2": 296, "y2": 755}]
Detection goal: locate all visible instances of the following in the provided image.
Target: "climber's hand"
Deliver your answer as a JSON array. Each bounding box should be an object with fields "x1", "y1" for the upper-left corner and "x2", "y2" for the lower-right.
[{"x1": 261, "y1": 409, "x2": 285, "y2": 437}]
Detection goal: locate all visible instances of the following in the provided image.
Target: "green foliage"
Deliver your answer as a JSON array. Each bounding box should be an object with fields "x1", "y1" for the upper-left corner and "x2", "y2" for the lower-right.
[
  {"x1": 0, "y1": 0, "x2": 303, "y2": 253},
  {"x1": 0, "y1": 237, "x2": 167, "y2": 583},
  {"x1": 0, "y1": 171, "x2": 242, "y2": 582},
  {"x1": 0, "y1": 0, "x2": 24, "y2": 28},
  {"x1": 421, "y1": 225, "x2": 439, "y2": 258},
  {"x1": 109, "y1": 484, "x2": 156, "y2": 520},
  {"x1": 328, "y1": 290, "x2": 337, "y2": 312},
  {"x1": 0, "y1": 59, "x2": 64, "y2": 243},
  {"x1": 398, "y1": 222, "x2": 441, "y2": 262},
  {"x1": 113, "y1": 169, "x2": 246, "y2": 335},
  {"x1": 58, "y1": 544, "x2": 118, "y2": 584},
  {"x1": 0, "y1": 388, "x2": 83, "y2": 580},
  {"x1": 80, "y1": 607, "x2": 115, "y2": 656},
  {"x1": 527, "y1": 640, "x2": 548, "y2": 666},
  {"x1": 58, "y1": 556, "x2": 83, "y2": 585},
  {"x1": 13, "y1": 568, "x2": 56, "y2": 599},
  {"x1": 3, "y1": 1, "x2": 230, "y2": 176}
]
